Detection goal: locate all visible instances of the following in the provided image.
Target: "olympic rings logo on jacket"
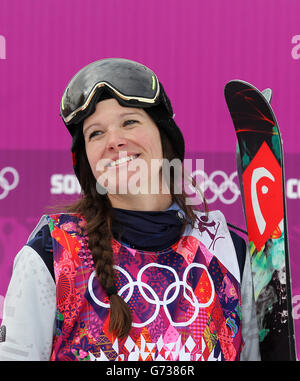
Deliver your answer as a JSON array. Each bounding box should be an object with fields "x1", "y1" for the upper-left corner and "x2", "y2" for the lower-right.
[{"x1": 88, "y1": 262, "x2": 215, "y2": 328}]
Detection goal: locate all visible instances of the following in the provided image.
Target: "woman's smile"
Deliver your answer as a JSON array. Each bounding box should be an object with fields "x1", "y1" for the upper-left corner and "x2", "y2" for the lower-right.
[{"x1": 105, "y1": 153, "x2": 141, "y2": 168}]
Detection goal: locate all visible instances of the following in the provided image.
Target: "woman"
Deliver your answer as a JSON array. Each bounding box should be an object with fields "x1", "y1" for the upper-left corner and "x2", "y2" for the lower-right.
[{"x1": 0, "y1": 58, "x2": 260, "y2": 361}]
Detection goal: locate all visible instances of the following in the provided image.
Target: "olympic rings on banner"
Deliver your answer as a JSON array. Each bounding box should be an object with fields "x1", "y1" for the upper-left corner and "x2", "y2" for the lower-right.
[
  {"x1": 0, "y1": 167, "x2": 19, "y2": 200},
  {"x1": 189, "y1": 170, "x2": 240, "y2": 205},
  {"x1": 87, "y1": 263, "x2": 215, "y2": 328}
]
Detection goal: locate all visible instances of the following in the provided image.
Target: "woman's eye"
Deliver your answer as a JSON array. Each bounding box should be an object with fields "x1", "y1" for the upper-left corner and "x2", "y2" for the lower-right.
[
  {"x1": 88, "y1": 130, "x2": 102, "y2": 140},
  {"x1": 123, "y1": 119, "x2": 138, "y2": 127}
]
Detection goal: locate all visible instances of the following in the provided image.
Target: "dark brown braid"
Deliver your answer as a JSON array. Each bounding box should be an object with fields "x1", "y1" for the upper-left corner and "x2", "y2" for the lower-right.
[
  {"x1": 66, "y1": 128, "x2": 207, "y2": 339},
  {"x1": 66, "y1": 146, "x2": 133, "y2": 338}
]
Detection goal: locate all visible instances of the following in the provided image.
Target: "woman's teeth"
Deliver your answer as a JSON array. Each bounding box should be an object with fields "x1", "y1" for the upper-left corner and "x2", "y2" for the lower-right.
[{"x1": 108, "y1": 154, "x2": 139, "y2": 167}]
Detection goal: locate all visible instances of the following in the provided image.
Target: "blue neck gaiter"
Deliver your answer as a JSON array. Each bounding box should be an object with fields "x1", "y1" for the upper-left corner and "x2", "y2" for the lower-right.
[{"x1": 111, "y1": 206, "x2": 185, "y2": 251}]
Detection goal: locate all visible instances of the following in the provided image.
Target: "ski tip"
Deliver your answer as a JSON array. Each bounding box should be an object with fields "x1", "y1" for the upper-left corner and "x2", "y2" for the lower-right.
[
  {"x1": 224, "y1": 79, "x2": 252, "y2": 90},
  {"x1": 224, "y1": 80, "x2": 273, "y2": 105},
  {"x1": 261, "y1": 88, "x2": 273, "y2": 103},
  {"x1": 224, "y1": 79, "x2": 254, "y2": 99}
]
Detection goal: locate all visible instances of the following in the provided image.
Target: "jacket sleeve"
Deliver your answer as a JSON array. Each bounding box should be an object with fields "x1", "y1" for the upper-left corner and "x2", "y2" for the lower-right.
[
  {"x1": 0, "y1": 245, "x2": 56, "y2": 361},
  {"x1": 240, "y1": 245, "x2": 261, "y2": 361}
]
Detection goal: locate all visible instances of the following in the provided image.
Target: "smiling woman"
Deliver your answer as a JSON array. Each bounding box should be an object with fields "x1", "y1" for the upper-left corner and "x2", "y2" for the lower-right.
[{"x1": 0, "y1": 58, "x2": 260, "y2": 362}]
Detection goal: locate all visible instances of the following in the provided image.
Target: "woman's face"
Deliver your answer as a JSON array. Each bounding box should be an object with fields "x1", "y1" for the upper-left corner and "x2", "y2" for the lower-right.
[{"x1": 83, "y1": 98, "x2": 164, "y2": 196}]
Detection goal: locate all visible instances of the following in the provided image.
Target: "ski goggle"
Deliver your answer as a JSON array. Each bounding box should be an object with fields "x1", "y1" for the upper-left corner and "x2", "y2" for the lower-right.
[{"x1": 60, "y1": 58, "x2": 170, "y2": 126}]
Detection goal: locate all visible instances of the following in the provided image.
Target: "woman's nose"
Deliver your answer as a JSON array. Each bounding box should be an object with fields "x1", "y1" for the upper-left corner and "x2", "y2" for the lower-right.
[{"x1": 106, "y1": 129, "x2": 127, "y2": 151}]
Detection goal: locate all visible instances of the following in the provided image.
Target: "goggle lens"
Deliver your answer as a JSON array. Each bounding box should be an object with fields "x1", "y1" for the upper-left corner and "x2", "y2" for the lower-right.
[{"x1": 60, "y1": 58, "x2": 161, "y2": 125}]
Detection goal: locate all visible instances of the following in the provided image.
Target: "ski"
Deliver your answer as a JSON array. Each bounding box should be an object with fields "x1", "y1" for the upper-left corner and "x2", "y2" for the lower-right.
[{"x1": 224, "y1": 80, "x2": 296, "y2": 361}]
